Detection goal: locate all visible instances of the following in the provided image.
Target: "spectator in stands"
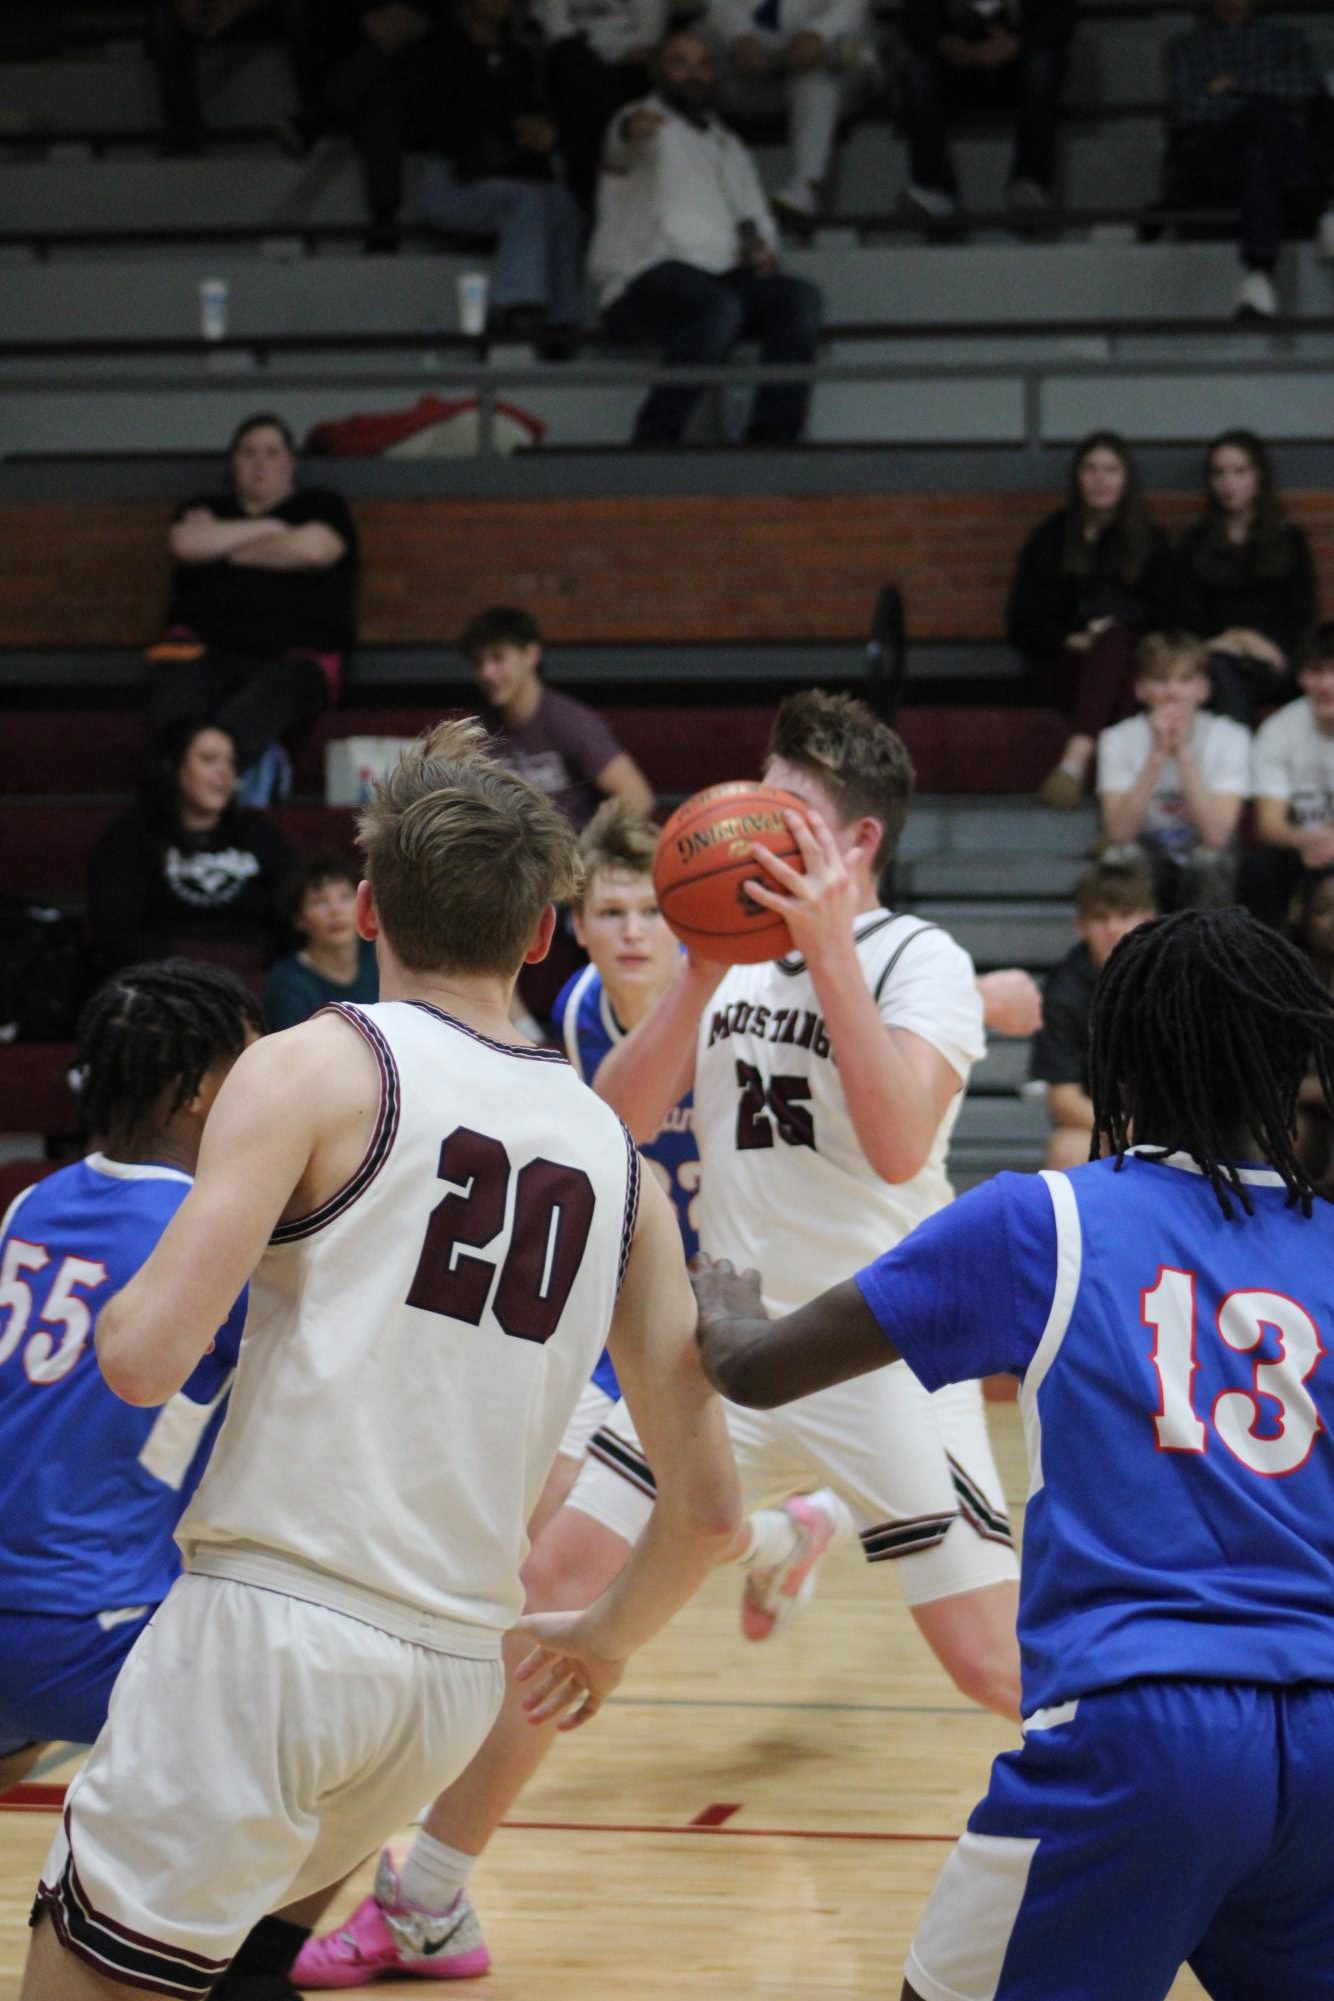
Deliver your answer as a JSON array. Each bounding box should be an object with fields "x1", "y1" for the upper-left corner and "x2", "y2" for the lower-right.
[
  {"x1": 1006, "y1": 431, "x2": 1172, "y2": 808},
  {"x1": 1240, "y1": 623, "x2": 1334, "y2": 927},
  {"x1": 706, "y1": 0, "x2": 877, "y2": 229},
  {"x1": 264, "y1": 854, "x2": 377, "y2": 1029},
  {"x1": 590, "y1": 28, "x2": 824, "y2": 446},
  {"x1": 279, "y1": 1, "x2": 440, "y2": 250},
  {"x1": 146, "y1": 0, "x2": 276, "y2": 156},
  {"x1": 1028, "y1": 859, "x2": 1157, "y2": 1170},
  {"x1": 537, "y1": 0, "x2": 666, "y2": 211},
  {"x1": 1288, "y1": 867, "x2": 1334, "y2": 1188},
  {"x1": 87, "y1": 722, "x2": 294, "y2": 978},
  {"x1": 1165, "y1": 0, "x2": 1325, "y2": 321},
  {"x1": 1097, "y1": 629, "x2": 1250, "y2": 910},
  {"x1": 152, "y1": 413, "x2": 357, "y2": 792},
  {"x1": 896, "y1": 0, "x2": 1075, "y2": 223},
  {"x1": 413, "y1": 0, "x2": 585, "y2": 337},
  {"x1": 1170, "y1": 428, "x2": 1317, "y2": 724},
  {"x1": 462, "y1": 605, "x2": 653, "y2": 826}
]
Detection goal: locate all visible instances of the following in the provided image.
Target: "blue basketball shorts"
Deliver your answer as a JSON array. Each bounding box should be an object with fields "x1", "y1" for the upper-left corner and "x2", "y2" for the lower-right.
[
  {"x1": 905, "y1": 1678, "x2": 1334, "y2": 2001},
  {"x1": 0, "y1": 1604, "x2": 156, "y2": 1755}
]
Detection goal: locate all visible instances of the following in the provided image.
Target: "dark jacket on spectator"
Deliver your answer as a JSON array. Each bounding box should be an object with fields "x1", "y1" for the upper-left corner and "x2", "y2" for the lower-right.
[
  {"x1": 167, "y1": 488, "x2": 359, "y2": 658},
  {"x1": 1170, "y1": 520, "x2": 1317, "y2": 667},
  {"x1": 900, "y1": 0, "x2": 1076, "y2": 55},
  {"x1": 87, "y1": 805, "x2": 294, "y2": 973},
  {"x1": 1007, "y1": 508, "x2": 1173, "y2": 661},
  {"x1": 425, "y1": 18, "x2": 554, "y2": 180}
]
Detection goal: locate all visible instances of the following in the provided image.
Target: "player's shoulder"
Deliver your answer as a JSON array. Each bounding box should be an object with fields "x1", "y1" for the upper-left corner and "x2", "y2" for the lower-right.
[{"x1": 861, "y1": 908, "x2": 976, "y2": 993}]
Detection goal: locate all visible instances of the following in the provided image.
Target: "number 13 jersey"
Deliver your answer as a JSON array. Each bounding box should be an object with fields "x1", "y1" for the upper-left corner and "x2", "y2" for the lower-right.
[
  {"x1": 177, "y1": 1001, "x2": 640, "y2": 1656},
  {"x1": 693, "y1": 911, "x2": 985, "y2": 1316}
]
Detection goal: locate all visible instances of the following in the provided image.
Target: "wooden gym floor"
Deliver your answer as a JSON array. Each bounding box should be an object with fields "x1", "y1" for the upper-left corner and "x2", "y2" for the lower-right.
[{"x1": 0, "y1": 1403, "x2": 1205, "y2": 1999}]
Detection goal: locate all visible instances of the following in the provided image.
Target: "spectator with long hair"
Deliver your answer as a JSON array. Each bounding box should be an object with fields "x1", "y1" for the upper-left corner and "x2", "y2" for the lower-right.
[
  {"x1": 87, "y1": 721, "x2": 294, "y2": 977},
  {"x1": 1171, "y1": 428, "x2": 1317, "y2": 724},
  {"x1": 1006, "y1": 431, "x2": 1172, "y2": 808}
]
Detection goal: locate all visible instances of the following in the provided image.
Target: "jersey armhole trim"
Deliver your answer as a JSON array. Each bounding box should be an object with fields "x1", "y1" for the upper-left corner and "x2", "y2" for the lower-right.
[
  {"x1": 270, "y1": 1004, "x2": 401, "y2": 1244},
  {"x1": 561, "y1": 964, "x2": 600, "y2": 1077},
  {"x1": 872, "y1": 923, "x2": 944, "y2": 1003},
  {"x1": 616, "y1": 1121, "x2": 641, "y2": 1297},
  {"x1": 1019, "y1": 1170, "x2": 1082, "y2": 1498}
]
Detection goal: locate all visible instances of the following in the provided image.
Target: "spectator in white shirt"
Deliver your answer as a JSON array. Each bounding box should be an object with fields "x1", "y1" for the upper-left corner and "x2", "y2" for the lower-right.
[
  {"x1": 706, "y1": 0, "x2": 876, "y2": 226},
  {"x1": 1241, "y1": 623, "x2": 1334, "y2": 927},
  {"x1": 1097, "y1": 630, "x2": 1251, "y2": 910},
  {"x1": 590, "y1": 27, "x2": 824, "y2": 446},
  {"x1": 537, "y1": 0, "x2": 667, "y2": 206}
]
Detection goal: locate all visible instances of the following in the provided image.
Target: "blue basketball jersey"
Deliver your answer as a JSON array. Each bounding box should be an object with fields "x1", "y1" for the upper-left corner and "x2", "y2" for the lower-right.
[
  {"x1": 856, "y1": 1151, "x2": 1334, "y2": 1715},
  {"x1": 554, "y1": 963, "x2": 700, "y2": 1400},
  {"x1": 0, "y1": 1155, "x2": 246, "y2": 1617}
]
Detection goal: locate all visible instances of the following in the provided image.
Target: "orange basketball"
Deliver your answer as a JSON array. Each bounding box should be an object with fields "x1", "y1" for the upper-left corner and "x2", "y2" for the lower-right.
[{"x1": 653, "y1": 781, "x2": 806, "y2": 965}]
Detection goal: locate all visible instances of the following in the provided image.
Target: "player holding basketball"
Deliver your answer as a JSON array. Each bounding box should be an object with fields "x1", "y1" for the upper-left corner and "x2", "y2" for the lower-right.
[
  {"x1": 0, "y1": 961, "x2": 259, "y2": 1794},
  {"x1": 293, "y1": 691, "x2": 1022, "y2": 1992},
  {"x1": 684, "y1": 906, "x2": 1334, "y2": 2000},
  {"x1": 20, "y1": 723, "x2": 740, "y2": 2001}
]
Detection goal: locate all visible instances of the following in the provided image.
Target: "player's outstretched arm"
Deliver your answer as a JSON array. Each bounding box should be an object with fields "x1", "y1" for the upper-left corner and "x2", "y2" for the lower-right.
[
  {"x1": 692, "y1": 1255, "x2": 897, "y2": 1408},
  {"x1": 590, "y1": 954, "x2": 726, "y2": 1141},
  {"x1": 96, "y1": 1024, "x2": 339, "y2": 1406},
  {"x1": 514, "y1": 1174, "x2": 742, "y2": 1726}
]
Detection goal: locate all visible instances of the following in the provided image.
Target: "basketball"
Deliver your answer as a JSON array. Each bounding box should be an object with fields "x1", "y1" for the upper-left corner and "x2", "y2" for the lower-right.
[{"x1": 653, "y1": 781, "x2": 807, "y2": 964}]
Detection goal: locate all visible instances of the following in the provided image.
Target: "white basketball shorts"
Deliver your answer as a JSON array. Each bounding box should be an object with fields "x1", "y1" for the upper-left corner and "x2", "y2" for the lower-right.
[
  {"x1": 35, "y1": 1573, "x2": 504, "y2": 1996},
  {"x1": 570, "y1": 1366, "x2": 1017, "y2": 1608},
  {"x1": 556, "y1": 1377, "x2": 616, "y2": 1465}
]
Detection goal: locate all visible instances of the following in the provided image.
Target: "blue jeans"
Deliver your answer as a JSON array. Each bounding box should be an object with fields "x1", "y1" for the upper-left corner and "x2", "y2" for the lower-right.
[
  {"x1": 416, "y1": 163, "x2": 585, "y2": 324},
  {"x1": 602, "y1": 261, "x2": 824, "y2": 446},
  {"x1": 898, "y1": 43, "x2": 1067, "y2": 196}
]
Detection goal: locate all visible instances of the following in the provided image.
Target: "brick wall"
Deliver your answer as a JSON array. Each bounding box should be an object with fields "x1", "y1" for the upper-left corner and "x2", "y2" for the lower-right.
[{"x1": 4, "y1": 491, "x2": 1332, "y2": 650}]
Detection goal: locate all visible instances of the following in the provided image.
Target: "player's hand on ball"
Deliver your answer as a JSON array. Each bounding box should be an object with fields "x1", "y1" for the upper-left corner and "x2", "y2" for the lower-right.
[
  {"x1": 513, "y1": 1612, "x2": 627, "y2": 1731},
  {"x1": 745, "y1": 809, "x2": 860, "y2": 967}
]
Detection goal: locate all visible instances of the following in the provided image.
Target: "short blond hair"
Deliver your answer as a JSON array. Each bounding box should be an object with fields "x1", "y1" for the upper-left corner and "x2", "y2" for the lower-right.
[
  {"x1": 1135, "y1": 630, "x2": 1209, "y2": 682},
  {"x1": 574, "y1": 798, "x2": 659, "y2": 908},
  {"x1": 358, "y1": 720, "x2": 581, "y2": 975}
]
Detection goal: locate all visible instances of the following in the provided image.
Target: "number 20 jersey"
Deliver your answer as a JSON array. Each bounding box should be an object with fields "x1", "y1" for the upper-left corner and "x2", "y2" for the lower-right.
[
  {"x1": 176, "y1": 1001, "x2": 641, "y2": 1653},
  {"x1": 693, "y1": 911, "x2": 986, "y2": 1315}
]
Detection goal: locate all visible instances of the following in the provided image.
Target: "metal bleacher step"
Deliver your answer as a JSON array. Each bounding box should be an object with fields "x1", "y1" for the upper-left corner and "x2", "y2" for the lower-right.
[
  {"x1": 969, "y1": 1039, "x2": 1034, "y2": 1096},
  {"x1": 906, "y1": 851, "x2": 1086, "y2": 900},
  {"x1": 911, "y1": 899, "x2": 1073, "y2": 972}
]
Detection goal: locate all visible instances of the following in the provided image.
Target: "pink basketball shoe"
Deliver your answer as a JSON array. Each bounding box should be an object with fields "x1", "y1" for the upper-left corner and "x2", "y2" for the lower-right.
[
  {"x1": 291, "y1": 1852, "x2": 490, "y2": 1988},
  {"x1": 741, "y1": 1491, "x2": 842, "y2": 1641}
]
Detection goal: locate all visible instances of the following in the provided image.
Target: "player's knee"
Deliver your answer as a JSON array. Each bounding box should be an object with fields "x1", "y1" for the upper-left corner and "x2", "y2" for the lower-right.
[{"x1": 520, "y1": 1513, "x2": 629, "y2": 1613}]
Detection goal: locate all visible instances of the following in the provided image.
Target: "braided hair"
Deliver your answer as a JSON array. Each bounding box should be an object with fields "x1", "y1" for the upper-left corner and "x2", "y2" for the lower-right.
[
  {"x1": 1089, "y1": 907, "x2": 1334, "y2": 1219},
  {"x1": 76, "y1": 958, "x2": 263, "y2": 1146}
]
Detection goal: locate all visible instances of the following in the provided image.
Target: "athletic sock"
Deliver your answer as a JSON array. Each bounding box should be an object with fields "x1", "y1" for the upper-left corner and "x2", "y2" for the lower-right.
[
  {"x1": 736, "y1": 1506, "x2": 802, "y2": 1573},
  {"x1": 397, "y1": 1831, "x2": 477, "y2": 1914}
]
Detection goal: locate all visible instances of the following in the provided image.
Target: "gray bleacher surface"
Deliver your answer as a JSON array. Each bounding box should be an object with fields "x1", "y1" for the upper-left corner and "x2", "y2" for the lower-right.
[{"x1": 2, "y1": 9, "x2": 1334, "y2": 454}]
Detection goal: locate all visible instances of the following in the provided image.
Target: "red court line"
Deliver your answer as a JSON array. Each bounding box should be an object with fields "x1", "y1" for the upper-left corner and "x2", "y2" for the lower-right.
[
  {"x1": 501, "y1": 1818, "x2": 955, "y2": 1844},
  {"x1": 0, "y1": 1783, "x2": 66, "y2": 1813},
  {"x1": 0, "y1": 1784, "x2": 955, "y2": 1843}
]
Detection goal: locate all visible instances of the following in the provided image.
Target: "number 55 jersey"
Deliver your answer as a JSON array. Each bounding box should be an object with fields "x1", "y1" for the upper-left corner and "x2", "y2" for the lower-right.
[
  {"x1": 855, "y1": 1150, "x2": 1334, "y2": 1713},
  {"x1": 694, "y1": 911, "x2": 986, "y2": 1315},
  {"x1": 176, "y1": 1001, "x2": 640, "y2": 1656}
]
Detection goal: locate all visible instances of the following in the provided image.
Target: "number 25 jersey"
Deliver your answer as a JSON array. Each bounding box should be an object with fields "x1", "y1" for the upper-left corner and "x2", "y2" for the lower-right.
[
  {"x1": 693, "y1": 911, "x2": 985, "y2": 1315},
  {"x1": 177, "y1": 1001, "x2": 640, "y2": 1654}
]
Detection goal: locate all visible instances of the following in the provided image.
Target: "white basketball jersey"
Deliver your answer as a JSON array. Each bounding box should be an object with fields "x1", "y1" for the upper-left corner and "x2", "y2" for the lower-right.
[
  {"x1": 694, "y1": 911, "x2": 984, "y2": 1316},
  {"x1": 177, "y1": 1001, "x2": 639, "y2": 1654}
]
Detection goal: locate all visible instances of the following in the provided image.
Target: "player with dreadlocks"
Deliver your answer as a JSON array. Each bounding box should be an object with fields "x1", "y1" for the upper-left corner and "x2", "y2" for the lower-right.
[
  {"x1": 0, "y1": 959, "x2": 260, "y2": 1793},
  {"x1": 540, "y1": 906, "x2": 1334, "y2": 1998}
]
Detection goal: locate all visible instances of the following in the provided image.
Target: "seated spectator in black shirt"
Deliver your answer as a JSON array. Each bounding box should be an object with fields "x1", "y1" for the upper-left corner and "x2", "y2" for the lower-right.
[
  {"x1": 280, "y1": 1, "x2": 441, "y2": 249},
  {"x1": 87, "y1": 722, "x2": 294, "y2": 978},
  {"x1": 462, "y1": 605, "x2": 653, "y2": 826},
  {"x1": 1028, "y1": 859, "x2": 1157, "y2": 1170},
  {"x1": 537, "y1": 0, "x2": 665, "y2": 210},
  {"x1": 151, "y1": 413, "x2": 357, "y2": 787},
  {"x1": 1171, "y1": 427, "x2": 1317, "y2": 725},
  {"x1": 897, "y1": 0, "x2": 1075, "y2": 222},
  {"x1": 1006, "y1": 432, "x2": 1172, "y2": 808},
  {"x1": 264, "y1": 854, "x2": 378, "y2": 1029},
  {"x1": 414, "y1": 0, "x2": 585, "y2": 336},
  {"x1": 1165, "y1": 0, "x2": 1324, "y2": 321}
]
